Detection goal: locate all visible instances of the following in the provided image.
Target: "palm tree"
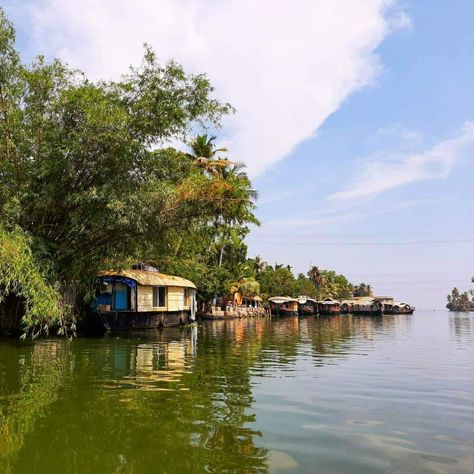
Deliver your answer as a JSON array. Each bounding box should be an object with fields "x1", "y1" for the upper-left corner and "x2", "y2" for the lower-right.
[
  {"x1": 307, "y1": 266, "x2": 325, "y2": 300},
  {"x1": 253, "y1": 256, "x2": 267, "y2": 274},
  {"x1": 188, "y1": 134, "x2": 227, "y2": 159},
  {"x1": 187, "y1": 134, "x2": 230, "y2": 176},
  {"x1": 188, "y1": 135, "x2": 259, "y2": 268}
]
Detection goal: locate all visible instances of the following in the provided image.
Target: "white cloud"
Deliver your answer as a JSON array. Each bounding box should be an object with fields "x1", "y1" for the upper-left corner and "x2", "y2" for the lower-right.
[
  {"x1": 255, "y1": 196, "x2": 448, "y2": 230},
  {"x1": 11, "y1": 0, "x2": 401, "y2": 176},
  {"x1": 371, "y1": 124, "x2": 423, "y2": 142},
  {"x1": 329, "y1": 122, "x2": 474, "y2": 201}
]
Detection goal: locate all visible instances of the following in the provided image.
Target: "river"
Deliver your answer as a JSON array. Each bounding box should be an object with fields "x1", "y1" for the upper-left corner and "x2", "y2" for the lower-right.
[{"x1": 0, "y1": 310, "x2": 473, "y2": 473}]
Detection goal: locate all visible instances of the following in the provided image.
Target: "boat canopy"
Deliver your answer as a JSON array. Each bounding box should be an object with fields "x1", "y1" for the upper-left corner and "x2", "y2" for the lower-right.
[
  {"x1": 318, "y1": 298, "x2": 340, "y2": 305},
  {"x1": 98, "y1": 270, "x2": 196, "y2": 289},
  {"x1": 268, "y1": 296, "x2": 298, "y2": 304},
  {"x1": 298, "y1": 295, "x2": 317, "y2": 304}
]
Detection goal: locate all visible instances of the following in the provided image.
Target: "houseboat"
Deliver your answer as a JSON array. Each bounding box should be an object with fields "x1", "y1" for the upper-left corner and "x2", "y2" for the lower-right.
[
  {"x1": 297, "y1": 296, "x2": 318, "y2": 316},
  {"x1": 92, "y1": 266, "x2": 197, "y2": 330},
  {"x1": 340, "y1": 300, "x2": 352, "y2": 314},
  {"x1": 268, "y1": 296, "x2": 299, "y2": 316},
  {"x1": 384, "y1": 302, "x2": 415, "y2": 315},
  {"x1": 317, "y1": 298, "x2": 340, "y2": 315},
  {"x1": 348, "y1": 298, "x2": 384, "y2": 316}
]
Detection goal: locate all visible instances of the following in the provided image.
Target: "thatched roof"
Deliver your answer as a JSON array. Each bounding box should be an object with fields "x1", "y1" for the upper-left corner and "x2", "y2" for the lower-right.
[
  {"x1": 268, "y1": 296, "x2": 298, "y2": 304},
  {"x1": 99, "y1": 270, "x2": 196, "y2": 289},
  {"x1": 242, "y1": 295, "x2": 263, "y2": 302}
]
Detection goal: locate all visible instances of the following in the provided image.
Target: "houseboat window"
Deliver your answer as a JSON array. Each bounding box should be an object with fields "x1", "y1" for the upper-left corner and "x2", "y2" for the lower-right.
[{"x1": 153, "y1": 286, "x2": 166, "y2": 307}]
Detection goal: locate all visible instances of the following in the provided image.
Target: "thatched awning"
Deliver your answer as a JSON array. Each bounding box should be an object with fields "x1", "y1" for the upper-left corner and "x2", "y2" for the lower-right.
[
  {"x1": 99, "y1": 270, "x2": 196, "y2": 289},
  {"x1": 268, "y1": 296, "x2": 298, "y2": 304}
]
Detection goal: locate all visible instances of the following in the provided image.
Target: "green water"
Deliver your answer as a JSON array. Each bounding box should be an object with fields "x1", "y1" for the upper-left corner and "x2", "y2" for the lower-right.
[{"x1": 0, "y1": 311, "x2": 473, "y2": 473}]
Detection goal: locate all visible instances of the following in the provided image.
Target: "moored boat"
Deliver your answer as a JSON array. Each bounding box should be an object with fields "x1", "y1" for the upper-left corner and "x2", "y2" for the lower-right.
[
  {"x1": 317, "y1": 298, "x2": 340, "y2": 315},
  {"x1": 384, "y1": 302, "x2": 415, "y2": 315},
  {"x1": 92, "y1": 266, "x2": 197, "y2": 330},
  {"x1": 344, "y1": 297, "x2": 384, "y2": 316},
  {"x1": 297, "y1": 296, "x2": 318, "y2": 316},
  {"x1": 268, "y1": 296, "x2": 299, "y2": 316}
]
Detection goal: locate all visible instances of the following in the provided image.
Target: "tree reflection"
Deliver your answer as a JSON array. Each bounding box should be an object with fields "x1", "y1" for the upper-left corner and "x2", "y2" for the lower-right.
[{"x1": 449, "y1": 312, "x2": 474, "y2": 347}]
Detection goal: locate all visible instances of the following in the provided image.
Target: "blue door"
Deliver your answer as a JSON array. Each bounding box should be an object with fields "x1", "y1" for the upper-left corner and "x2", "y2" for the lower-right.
[{"x1": 114, "y1": 289, "x2": 128, "y2": 311}]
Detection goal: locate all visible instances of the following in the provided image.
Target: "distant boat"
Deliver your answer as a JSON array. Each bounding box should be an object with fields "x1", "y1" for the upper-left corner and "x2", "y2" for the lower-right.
[
  {"x1": 317, "y1": 298, "x2": 341, "y2": 315},
  {"x1": 268, "y1": 296, "x2": 299, "y2": 316},
  {"x1": 340, "y1": 297, "x2": 384, "y2": 316},
  {"x1": 92, "y1": 267, "x2": 197, "y2": 330},
  {"x1": 342, "y1": 296, "x2": 415, "y2": 315},
  {"x1": 384, "y1": 302, "x2": 415, "y2": 315},
  {"x1": 297, "y1": 296, "x2": 318, "y2": 316}
]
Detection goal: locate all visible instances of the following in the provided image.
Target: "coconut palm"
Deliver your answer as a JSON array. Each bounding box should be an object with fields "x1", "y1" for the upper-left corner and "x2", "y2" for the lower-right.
[
  {"x1": 253, "y1": 256, "x2": 267, "y2": 274},
  {"x1": 307, "y1": 266, "x2": 325, "y2": 300},
  {"x1": 187, "y1": 134, "x2": 230, "y2": 176}
]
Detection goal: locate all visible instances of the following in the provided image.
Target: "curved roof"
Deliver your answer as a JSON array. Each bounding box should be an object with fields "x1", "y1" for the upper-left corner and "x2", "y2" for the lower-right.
[
  {"x1": 268, "y1": 296, "x2": 298, "y2": 304},
  {"x1": 298, "y1": 296, "x2": 317, "y2": 304},
  {"x1": 99, "y1": 270, "x2": 196, "y2": 289}
]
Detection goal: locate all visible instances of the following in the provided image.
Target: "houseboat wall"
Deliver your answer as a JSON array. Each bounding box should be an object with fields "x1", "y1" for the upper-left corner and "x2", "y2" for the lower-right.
[
  {"x1": 268, "y1": 298, "x2": 299, "y2": 316},
  {"x1": 297, "y1": 297, "x2": 318, "y2": 316},
  {"x1": 384, "y1": 302, "x2": 414, "y2": 315},
  {"x1": 93, "y1": 270, "x2": 197, "y2": 330},
  {"x1": 317, "y1": 301, "x2": 341, "y2": 315},
  {"x1": 350, "y1": 300, "x2": 384, "y2": 316},
  {"x1": 137, "y1": 285, "x2": 192, "y2": 312}
]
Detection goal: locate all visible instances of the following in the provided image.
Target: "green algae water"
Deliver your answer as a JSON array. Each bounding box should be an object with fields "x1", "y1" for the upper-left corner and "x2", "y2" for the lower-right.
[{"x1": 0, "y1": 310, "x2": 473, "y2": 473}]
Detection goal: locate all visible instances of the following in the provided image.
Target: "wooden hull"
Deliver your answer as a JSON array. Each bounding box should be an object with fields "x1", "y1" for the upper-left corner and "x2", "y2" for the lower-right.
[
  {"x1": 270, "y1": 307, "x2": 298, "y2": 316},
  {"x1": 384, "y1": 309, "x2": 414, "y2": 315},
  {"x1": 97, "y1": 311, "x2": 191, "y2": 330},
  {"x1": 317, "y1": 304, "x2": 340, "y2": 315}
]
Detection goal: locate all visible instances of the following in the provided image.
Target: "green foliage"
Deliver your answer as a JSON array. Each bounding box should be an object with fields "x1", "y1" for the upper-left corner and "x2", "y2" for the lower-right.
[
  {"x1": 256, "y1": 262, "x2": 356, "y2": 300},
  {"x1": 0, "y1": 8, "x2": 253, "y2": 334},
  {"x1": 0, "y1": 225, "x2": 71, "y2": 337},
  {"x1": 446, "y1": 287, "x2": 474, "y2": 312},
  {"x1": 294, "y1": 273, "x2": 315, "y2": 297},
  {"x1": 256, "y1": 264, "x2": 296, "y2": 299},
  {"x1": 229, "y1": 278, "x2": 260, "y2": 298},
  {"x1": 319, "y1": 270, "x2": 353, "y2": 300}
]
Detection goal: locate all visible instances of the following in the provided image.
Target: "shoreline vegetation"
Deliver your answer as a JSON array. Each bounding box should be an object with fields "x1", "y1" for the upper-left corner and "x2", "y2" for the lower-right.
[{"x1": 0, "y1": 9, "x2": 389, "y2": 337}]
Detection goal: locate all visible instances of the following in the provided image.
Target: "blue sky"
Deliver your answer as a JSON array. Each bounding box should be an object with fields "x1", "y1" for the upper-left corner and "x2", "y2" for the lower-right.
[
  {"x1": 249, "y1": 1, "x2": 474, "y2": 308},
  {"x1": 5, "y1": 0, "x2": 474, "y2": 308}
]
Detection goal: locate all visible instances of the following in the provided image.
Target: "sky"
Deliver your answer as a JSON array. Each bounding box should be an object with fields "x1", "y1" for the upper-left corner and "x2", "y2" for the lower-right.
[{"x1": 4, "y1": 0, "x2": 474, "y2": 309}]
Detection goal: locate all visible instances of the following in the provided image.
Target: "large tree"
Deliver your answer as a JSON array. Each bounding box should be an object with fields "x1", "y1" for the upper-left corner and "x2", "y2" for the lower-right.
[{"x1": 0, "y1": 8, "x2": 259, "y2": 335}]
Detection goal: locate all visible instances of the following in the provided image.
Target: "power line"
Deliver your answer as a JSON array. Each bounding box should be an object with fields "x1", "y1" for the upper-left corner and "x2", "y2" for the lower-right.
[
  {"x1": 251, "y1": 229, "x2": 474, "y2": 239},
  {"x1": 247, "y1": 238, "x2": 474, "y2": 247}
]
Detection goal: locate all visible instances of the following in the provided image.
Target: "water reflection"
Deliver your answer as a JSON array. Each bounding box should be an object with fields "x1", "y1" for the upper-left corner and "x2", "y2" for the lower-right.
[
  {"x1": 449, "y1": 312, "x2": 474, "y2": 347},
  {"x1": 0, "y1": 312, "x2": 472, "y2": 473}
]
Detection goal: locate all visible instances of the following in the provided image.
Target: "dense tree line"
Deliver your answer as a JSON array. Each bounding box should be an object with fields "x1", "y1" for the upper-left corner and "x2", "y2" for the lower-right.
[{"x1": 240, "y1": 260, "x2": 369, "y2": 301}]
